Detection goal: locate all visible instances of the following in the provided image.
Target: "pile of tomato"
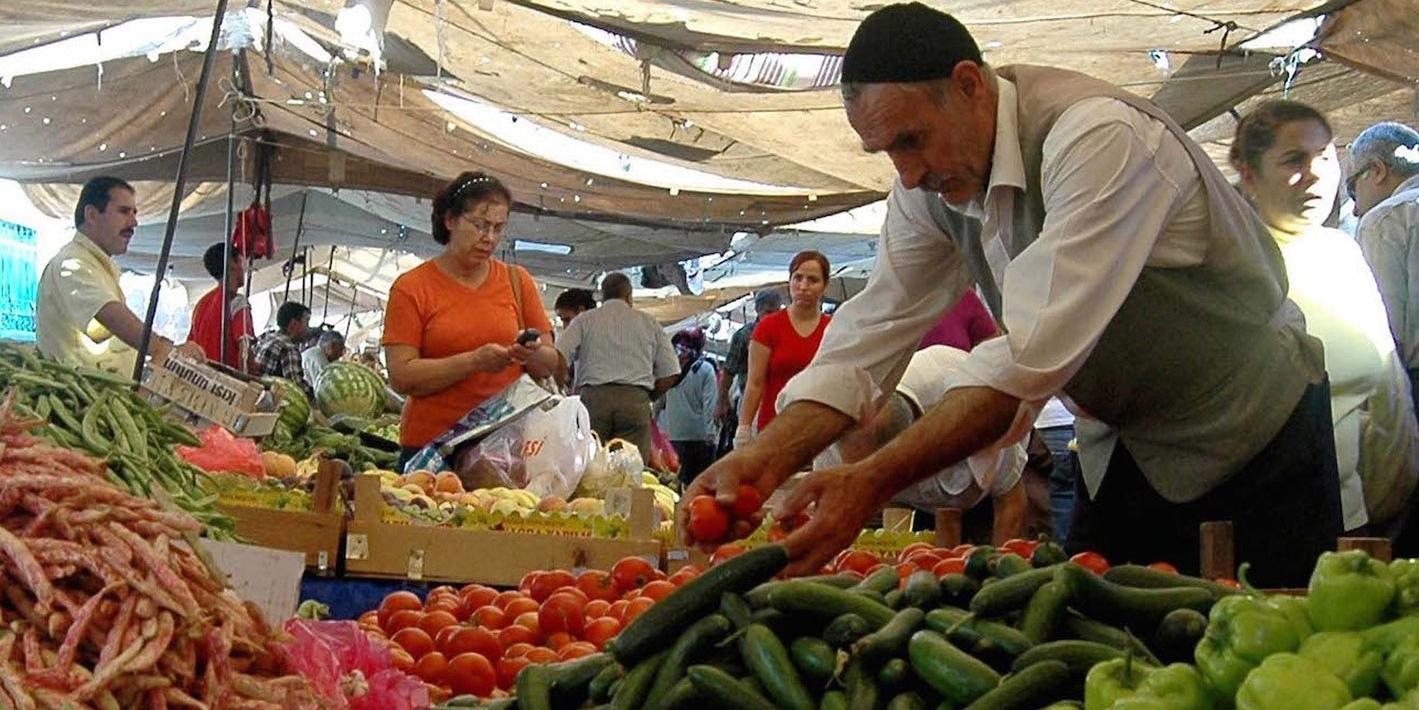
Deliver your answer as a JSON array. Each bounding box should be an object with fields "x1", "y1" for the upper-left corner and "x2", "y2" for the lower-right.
[{"x1": 356, "y1": 556, "x2": 700, "y2": 700}]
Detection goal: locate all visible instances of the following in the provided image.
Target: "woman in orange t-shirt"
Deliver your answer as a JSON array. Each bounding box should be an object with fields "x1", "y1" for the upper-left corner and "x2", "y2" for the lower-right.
[{"x1": 382, "y1": 172, "x2": 559, "y2": 464}]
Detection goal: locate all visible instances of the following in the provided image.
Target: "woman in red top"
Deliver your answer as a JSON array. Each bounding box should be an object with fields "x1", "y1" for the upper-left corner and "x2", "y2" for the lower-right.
[{"x1": 736, "y1": 251, "x2": 831, "y2": 448}]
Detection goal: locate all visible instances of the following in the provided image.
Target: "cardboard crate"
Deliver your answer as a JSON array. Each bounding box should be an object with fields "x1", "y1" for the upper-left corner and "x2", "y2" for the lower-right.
[
  {"x1": 215, "y1": 460, "x2": 345, "y2": 573},
  {"x1": 141, "y1": 351, "x2": 279, "y2": 437},
  {"x1": 344, "y1": 475, "x2": 663, "y2": 586}
]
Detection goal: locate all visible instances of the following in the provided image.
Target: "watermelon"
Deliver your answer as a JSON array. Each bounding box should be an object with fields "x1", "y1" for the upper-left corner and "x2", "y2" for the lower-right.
[
  {"x1": 266, "y1": 378, "x2": 311, "y2": 433},
  {"x1": 315, "y1": 362, "x2": 385, "y2": 419}
]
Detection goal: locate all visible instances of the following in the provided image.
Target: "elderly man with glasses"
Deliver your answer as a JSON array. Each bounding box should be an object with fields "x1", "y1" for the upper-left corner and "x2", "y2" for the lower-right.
[{"x1": 1351, "y1": 122, "x2": 1419, "y2": 413}]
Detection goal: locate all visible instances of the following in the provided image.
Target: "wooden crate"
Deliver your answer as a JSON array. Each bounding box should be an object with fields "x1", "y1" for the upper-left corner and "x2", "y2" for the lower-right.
[
  {"x1": 141, "y1": 351, "x2": 280, "y2": 437},
  {"x1": 216, "y1": 460, "x2": 345, "y2": 573},
  {"x1": 1199, "y1": 520, "x2": 1392, "y2": 594},
  {"x1": 343, "y1": 475, "x2": 663, "y2": 586}
]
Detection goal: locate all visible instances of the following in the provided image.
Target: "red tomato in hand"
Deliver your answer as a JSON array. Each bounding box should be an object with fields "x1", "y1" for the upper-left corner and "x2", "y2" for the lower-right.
[
  {"x1": 1148, "y1": 561, "x2": 1179, "y2": 574},
  {"x1": 731, "y1": 483, "x2": 764, "y2": 520},
  {"x1": 688, "y1": 495, "x2": 731, "y2": 542},
  {"x1": 1070, "y1": 551, "x2": 1111, "y2": 575},
  {"x1": 611, "y1": 557, "x2": 658, "y2": 593},
  {"x1": 576, "y1": 570, "x2": 619, "y2": 603},
  {"x1": 538, "y1": 594, "x2": 586, "y2": 637}
]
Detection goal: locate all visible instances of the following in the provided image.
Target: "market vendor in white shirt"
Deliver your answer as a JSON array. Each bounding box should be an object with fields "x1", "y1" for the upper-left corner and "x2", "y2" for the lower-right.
[
  {"x1": 816, "y1": 346, "x2": 1028, "y2": 543},
  {"x1": 678, "y1": 2, "x2": 1340, "y2": 586},
  {"x1": 36, "y1": 176, "x2": 205, "y2": 374}
]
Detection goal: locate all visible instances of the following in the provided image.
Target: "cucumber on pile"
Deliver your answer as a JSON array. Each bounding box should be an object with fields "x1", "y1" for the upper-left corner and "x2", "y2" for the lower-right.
[{"x1": 434, "y1": 542, "x2": 1233, "y2": 709}]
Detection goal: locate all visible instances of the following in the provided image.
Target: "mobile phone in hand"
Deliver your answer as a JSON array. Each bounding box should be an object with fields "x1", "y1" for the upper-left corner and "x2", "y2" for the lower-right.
[{"x1": 516, "y1": 328, "x2": 541, "y2": 346}]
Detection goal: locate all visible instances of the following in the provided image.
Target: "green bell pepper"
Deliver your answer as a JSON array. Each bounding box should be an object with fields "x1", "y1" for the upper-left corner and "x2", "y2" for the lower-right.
[
  {"x1": 1309, "y1": 551, "x2": 1396, "y2": 631},
  {"x1": 1384, "y1": 635, "x2": 1419, "y2": 698},
  {"x1": 1364, "y1": 616, "x2": 1419, "y2": 654},
  {"x1": 1391, "y1": 559, "x2": 1419, "y2": 617},
  {"x1": 1341, "y1": 701, "x2": 1383, "y2": 710},
  {"x1": 1085, "y1": 659, "x2": 1211, "y2": 710},
  {"x1": 1235, "y1": 653, "x2": 1352, "y2": 710},
  {"x1": 1298, "y1": 631, "x2": 1383, "y2": 698},
  {"x1": 1195, "y1": 593, "x2": 1312, "y2": 702}
]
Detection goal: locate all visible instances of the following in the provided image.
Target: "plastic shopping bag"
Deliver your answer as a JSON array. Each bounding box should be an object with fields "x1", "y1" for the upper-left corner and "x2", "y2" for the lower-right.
[
  {"x1": 402, "y1": 375, "x2": 552, "y2": 474},
  {"x1": 452, "y1": 396, "x2": 595, "y2": 499},
  {"x1": 576, "y1": 437, "x2": 645, "y2": 498},
  {"x1": 176, "y1": 425, "x2": 266, "y2": 477},
  {"x1": 279, "y1": 619, "x2": 429, "y2": 710}
]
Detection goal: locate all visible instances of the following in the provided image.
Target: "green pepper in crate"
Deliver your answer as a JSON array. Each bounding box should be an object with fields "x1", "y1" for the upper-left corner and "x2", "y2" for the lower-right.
[
  {"x1": 1390, "y1": 559, "x2": 1419, "y2": 617},
  {"x1": 1084, "y1": 658, "x2": 1211, "y2": 710},
  {"x1": 1297, "y1": 631, "x2": 1383, "y2": 698},
  {"x1": 1235, "y1": 653, "x2": 1351, "y2": 710},
  {"x1": 1309, "y1": 551, "x2": 1395, "y2": 631},
  {"x1": 1194, "y1": 591, "x2": 1311, "y2": 700},
  {"x1": 1384, "y1": 635, "x2": 1419, "y2": 699}
]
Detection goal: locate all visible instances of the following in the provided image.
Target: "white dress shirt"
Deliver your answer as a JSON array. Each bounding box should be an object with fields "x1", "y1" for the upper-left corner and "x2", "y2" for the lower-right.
[
  {"x1": 815, "y1": 346, "x2": 1026, "y2": 511},
  {"x1": 780, "y1": 78, "x2": 1211, "y2": 457},
  {"x1": 1358, "y1": 173, "x2": 1419, "y2": 369},
  {"x1": 557, "y1": 299, "x2": 680, "y2": 391},
  {"x1": 1277, "y1": 224, "x2": 1419, "y2": 529}
]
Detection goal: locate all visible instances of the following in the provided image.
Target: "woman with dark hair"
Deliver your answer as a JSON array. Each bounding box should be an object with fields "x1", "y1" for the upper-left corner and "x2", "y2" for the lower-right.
[
  {"x1": 736, "y1": 250, "x2": 832, "y2": 449},
  {"x1": 1233, "y1": 101, "x2": 1419, "y2": 533},
  {"x1": 382, "y1": 172, "x2": 559, "y2": 465},
  {"x1": 659, "y1": 327, "x2": 719, "y2": 485}
]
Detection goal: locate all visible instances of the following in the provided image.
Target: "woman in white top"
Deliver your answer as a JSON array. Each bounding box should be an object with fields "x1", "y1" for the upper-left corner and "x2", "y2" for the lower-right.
[{"x1": 1233, "y1": 100, "x2": 1419, "y2": 532}]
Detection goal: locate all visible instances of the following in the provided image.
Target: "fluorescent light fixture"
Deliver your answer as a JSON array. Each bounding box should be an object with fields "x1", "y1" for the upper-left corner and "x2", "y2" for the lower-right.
[
  {"x1": 422, "y1": 89, "x2": 815, "y2": 196},
  {"x1": 514, "y1": 240, "x2": 573, "y2": 255},
  {"x1": 1239, "y1": 15, "x2": 1325, "y2": 50}
]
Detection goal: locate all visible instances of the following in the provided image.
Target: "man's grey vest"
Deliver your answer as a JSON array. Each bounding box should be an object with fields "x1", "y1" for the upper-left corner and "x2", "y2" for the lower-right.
[{"x1": 925, "y1": 65, "x2": 1323, "y2": 502}]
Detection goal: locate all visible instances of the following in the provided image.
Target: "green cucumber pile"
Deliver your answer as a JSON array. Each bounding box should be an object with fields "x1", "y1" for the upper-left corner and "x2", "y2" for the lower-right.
[
  {"x1": 434, "y1": 542, "x2": 1243, "y2": 709},
  {"x1": 0, "y1": 342, "x2": 236, "y2": 538}
]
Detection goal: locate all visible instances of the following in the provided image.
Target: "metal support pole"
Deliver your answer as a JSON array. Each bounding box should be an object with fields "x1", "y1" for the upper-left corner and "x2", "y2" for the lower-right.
[
  {"x1": 132, "y1": 0, "x2": 230, "y2": 384},
  {"x1": 321, "y1": 246, "x2": 336, "y2": 323},
  {"x1": 282, "y1": 192, "x2": 309, "y2": 302},
  {"x1": 219, "y1": 62, "x2": 238, "y2": 369}
]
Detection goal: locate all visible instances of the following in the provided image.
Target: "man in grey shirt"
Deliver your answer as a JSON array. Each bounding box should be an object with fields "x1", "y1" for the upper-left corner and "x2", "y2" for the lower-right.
[
  {"x1": 1353, "y1": 122, "x2": 1419, "y2": 412},
  {"x1": 301, "y1": 330, "x2": 346, "y2": 392},
  {"x1": 558, "y1": 272, "x2": 680, "y2": 456}
]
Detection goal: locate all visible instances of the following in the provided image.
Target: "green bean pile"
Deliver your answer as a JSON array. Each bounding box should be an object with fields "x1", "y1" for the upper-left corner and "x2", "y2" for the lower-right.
[{"x1": 0, "y1": 342, "x2": 235, "y2": 539}]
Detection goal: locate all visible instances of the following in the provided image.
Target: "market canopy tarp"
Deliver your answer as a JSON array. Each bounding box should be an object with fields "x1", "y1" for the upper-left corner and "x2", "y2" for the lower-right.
[{"x1": 1, "y1": 0, "x2": 1415, "y2": 280}]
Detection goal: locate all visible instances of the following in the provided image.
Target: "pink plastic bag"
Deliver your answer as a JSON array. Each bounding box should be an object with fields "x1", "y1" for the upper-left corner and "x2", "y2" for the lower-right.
[
  {"x1": 176, "y1": 425, "x2": 265, "y2": 477},
  {"x1": 280, "y1": 619, "x2": 429, "y2": 710}
]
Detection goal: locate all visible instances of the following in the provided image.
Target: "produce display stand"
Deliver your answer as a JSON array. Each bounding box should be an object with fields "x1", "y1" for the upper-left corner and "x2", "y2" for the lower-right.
[
  {"x1": 215, "y1": 459, "x2": 346, "y2": 573},
  {"x1": 140, "y1": 350, "x2": 280, "y2": 437},
  {"x1": 343, "y1": 474, "x2": 663, "y2": 586}
]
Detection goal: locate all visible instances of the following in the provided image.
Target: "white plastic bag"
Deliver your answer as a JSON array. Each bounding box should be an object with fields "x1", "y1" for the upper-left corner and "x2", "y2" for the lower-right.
[
  {"x1": 453, "y1": 396, "x2": 595, "y2": 499},
  {"x1": 575, "y1": 437, "x2": 644, "y2": 498},
  {"x1": 519, "y1": 396, "x2": 596, "y2": 500}
]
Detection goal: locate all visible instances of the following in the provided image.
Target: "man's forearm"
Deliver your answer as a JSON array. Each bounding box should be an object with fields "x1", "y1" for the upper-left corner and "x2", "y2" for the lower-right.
[
  {"x1": 865, "y1": 386, "x2": 1020, "y2": 496},
  {"x1": 991, "y1": 482, "x2": 1028, "y2": 545},
  {"x1": 752, "y1": 401, "x2": 855, "y2": 484}
]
